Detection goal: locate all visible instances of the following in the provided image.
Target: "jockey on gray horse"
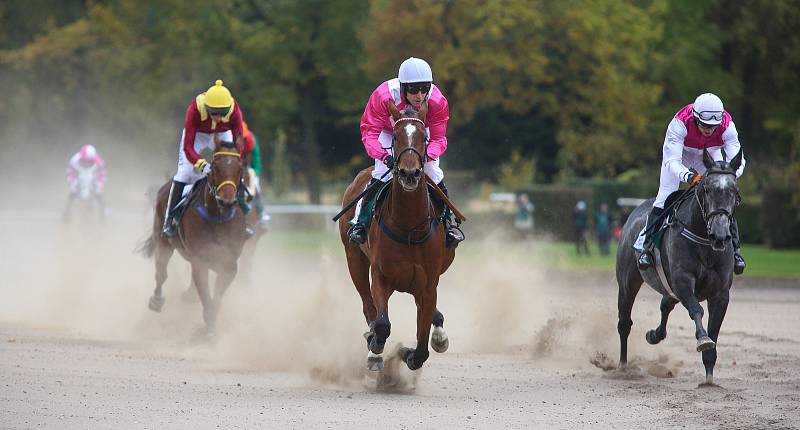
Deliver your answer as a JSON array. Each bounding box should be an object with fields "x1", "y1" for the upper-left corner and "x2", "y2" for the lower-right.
[{"x1": 635, "y1": 93, "x2": 747, "y2": 274}]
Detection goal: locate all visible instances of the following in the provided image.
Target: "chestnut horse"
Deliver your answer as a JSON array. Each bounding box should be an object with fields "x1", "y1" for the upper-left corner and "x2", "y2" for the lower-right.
[
  {"x1": 140, "y1": 137, "x2": 247, "y2": 337},
  {"x1": 338, "y1": 101, "x2": 456, "y2": 371}
]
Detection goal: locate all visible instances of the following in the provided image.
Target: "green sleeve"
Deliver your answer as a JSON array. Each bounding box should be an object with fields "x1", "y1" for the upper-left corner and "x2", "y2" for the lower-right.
[{"x1": 250, "y1": 134, "x2": 262, "y2": 176}]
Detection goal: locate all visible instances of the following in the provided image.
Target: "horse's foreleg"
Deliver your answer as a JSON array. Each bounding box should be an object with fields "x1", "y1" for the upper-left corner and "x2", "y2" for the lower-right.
[
  {"x1": 673, "y1": 278, "x2": 715, "y2": 352},
  {"x1": 368, "y1": 273, "x2": 393, "y2": 355},
  {"x1": 148, "y1": 240, "x2": 173, "y2": 312},
  {"x1": 702, "y1": 290, "x2": 730, "y2": 385},
  {"x1": 646, "y1": 296, "x2": 679, "y2": 345},
  {"x1": 430, "y1": 308, "x2": 449, "y2": 353},
  {"x1": 211, "y1": 262, "x2": 238, "y2": 326},
  {"x1": 617, "y1": 272, "x2": 642, "y2": 368},
  {"x1": 401, "y1": 290, "x2": 436, "y2": 371},
  {"x1": 191, "y1": 264, "x2": 214, "y2": 334}
]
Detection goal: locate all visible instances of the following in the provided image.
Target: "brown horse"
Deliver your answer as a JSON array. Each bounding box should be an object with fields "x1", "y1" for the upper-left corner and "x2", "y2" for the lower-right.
[
  {"x1": 140, "y1": 137, "x2": 247, "y2": 337},
  {"x1": 338, "y1": 101, "x2": 456, "y2": 371}
]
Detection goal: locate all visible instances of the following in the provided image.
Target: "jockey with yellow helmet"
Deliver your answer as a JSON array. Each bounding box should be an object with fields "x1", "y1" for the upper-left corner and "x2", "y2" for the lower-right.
[
  {"x1": 635, "y1": 93, "x2": 747, "y2": 274},
  {"x1": 162, "y1": 80, "x2": 245, "y2": 237}
]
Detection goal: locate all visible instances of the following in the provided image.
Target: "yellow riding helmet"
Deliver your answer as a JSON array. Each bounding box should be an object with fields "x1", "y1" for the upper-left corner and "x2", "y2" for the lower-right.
[{"x1": 205, "y1": 79, "x2": 233, "y2": 108}]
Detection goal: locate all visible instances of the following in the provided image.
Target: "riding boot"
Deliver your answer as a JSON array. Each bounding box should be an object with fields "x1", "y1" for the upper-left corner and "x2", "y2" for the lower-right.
[
  {"x1": 436, "y1": 181, "x2": 465, "y2": 249},
  {"x1": 637, "y1": 206, "x2": 665, "y2": 270},
  {"x1": 348, "y1": 178, "x2": 382, "y2": 244},
  {"x1": 730, "y1": 216, "x2": 746, "y2": 275},
  {"x1": 161, "y1": 180, "x2": 186, "y2": 238}
]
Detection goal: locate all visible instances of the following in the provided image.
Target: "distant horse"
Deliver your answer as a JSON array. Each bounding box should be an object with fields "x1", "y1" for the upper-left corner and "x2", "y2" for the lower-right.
[
  {"x1": 616, "y1": 149, "x2": 743, "y2": 385},
  {"x1": 338, "y1": 101, "x2": 456, "y2": 371},
  {"x1": 139, "y1": 137, "x2": 247, "y2": 337}
]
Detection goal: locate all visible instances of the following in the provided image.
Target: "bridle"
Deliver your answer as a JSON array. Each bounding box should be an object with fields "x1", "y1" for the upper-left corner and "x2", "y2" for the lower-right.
[
  {"x1": 391, "y1": 117, "x2": 428, "y2": 172},
  {"x1": 206, "y1": 150, "x2": 242, "y2": 200},
  {"x1": 694, "y1": 169, "x2": 740, "y2": 237}
]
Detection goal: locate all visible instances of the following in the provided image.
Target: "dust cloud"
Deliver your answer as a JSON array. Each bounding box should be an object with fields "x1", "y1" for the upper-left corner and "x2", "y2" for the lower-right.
[{"x1": 0, "y1": 135, "x2": 689, "y2": 391}]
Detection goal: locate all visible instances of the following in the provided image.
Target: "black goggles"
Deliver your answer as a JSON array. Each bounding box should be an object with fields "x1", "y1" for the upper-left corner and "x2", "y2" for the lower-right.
[
  {"x1": 206, "y1": 106, "x2": 230, "y2": 117},
  {"x1": 693, "y1": 109, "x2": 723, "y2": 122},
  {"x1": 404, "y1": 83, "x2": 431, "y2": 95}
]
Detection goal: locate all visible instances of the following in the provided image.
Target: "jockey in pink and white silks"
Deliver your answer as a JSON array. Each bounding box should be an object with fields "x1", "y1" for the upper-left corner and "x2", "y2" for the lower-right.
[
  {"x1": 635, "y1": 93, "x2": 747, "y2": 274},
  {"x1": 348, "y1": 57, "x2": 464, "y2": 248},
  {"x1": 64, "y1": 144, "x2": 107, "y2": 220}
]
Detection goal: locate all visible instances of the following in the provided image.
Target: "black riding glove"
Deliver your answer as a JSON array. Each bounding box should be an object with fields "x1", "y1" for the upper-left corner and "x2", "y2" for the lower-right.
[{"x1": 383, "y1": 155, "x2": 395, "y2": 169}]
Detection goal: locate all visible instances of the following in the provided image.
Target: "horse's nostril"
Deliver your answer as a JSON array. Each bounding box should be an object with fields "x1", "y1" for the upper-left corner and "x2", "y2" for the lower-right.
[{"x1": 414, "y1": 169, "x2": 422, "y2": 178}]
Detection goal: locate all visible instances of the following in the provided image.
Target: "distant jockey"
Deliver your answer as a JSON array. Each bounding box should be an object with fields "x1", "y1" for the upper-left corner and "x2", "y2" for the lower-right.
[
  {"x1": 241, "y1": 121, "x2": 270, "y2": 230},
  {"x1": 635, "y1": 93, "x2": 747, "y2": 275},
  {"x1": 162, "y1": 80, "x2": 245, "y2": 238},
  {"x1": 348, "y1": 57, "x2": 464, "y2": 249},
  {"x1": 63, "y1": 144, "x2": 107, "y2": 220}
]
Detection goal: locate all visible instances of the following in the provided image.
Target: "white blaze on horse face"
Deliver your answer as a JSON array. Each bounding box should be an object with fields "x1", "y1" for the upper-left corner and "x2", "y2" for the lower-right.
[{"x1": 404, "y1": 123, "x2": 416, "y2": 146}]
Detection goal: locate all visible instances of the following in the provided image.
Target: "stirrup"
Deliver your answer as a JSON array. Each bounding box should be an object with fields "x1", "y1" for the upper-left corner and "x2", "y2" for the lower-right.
[
  {"x1": 162, "y1": 220, "x2": 178, "y2": 238},
  {"x1": 446, "y1": 226, "x2": 464, "y2": 249},
  {"x1": 637, "y1": 250, "x2": 654, "y2": 270},
  {"x1": 734, "y1": 253, "x2": 746, "y2": 275},
  {"x1": 348, "y1": 224, "x2": 367, "y2": 245}
]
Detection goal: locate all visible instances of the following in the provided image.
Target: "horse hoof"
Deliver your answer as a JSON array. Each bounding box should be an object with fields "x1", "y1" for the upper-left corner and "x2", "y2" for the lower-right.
[
  {"x1": 148, "y1": 295, "x2": 165, "y2": 312},
  {"x1": 696, "y1": 336, "x2": 716, "y2": 352},
  {"x1": 367, "y1": 353, "x2": 384, "y2": 371},
  {"x1": 645, "y1": 330, "x2": 660, "y2": 345},
  {"x1": 431, "y1": 327, "x2": 449, "y2": 353}
]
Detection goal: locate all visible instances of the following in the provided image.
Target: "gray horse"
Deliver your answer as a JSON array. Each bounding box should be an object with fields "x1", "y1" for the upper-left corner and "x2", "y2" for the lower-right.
[{"x1": 616, "y1": 149, "x2": 743, "y2": 385}]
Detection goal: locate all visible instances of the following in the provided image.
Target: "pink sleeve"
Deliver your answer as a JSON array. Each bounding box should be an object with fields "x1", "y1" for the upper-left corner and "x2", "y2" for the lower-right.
[
  {"x1": 66, "y1": 154, "x2": 79, "y2": 182},
  {"x1": 359, "y1": 87, "x2": 391, "y2": 161},
  {"x1": 94, "y1": 156, "x2": 107, "y2": 189},
  {"x1": 426, "y1": 97, "x2": 450, "y2": 160}
]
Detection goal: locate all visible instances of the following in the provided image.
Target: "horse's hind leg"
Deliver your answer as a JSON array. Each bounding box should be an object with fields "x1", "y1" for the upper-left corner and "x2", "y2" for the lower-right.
[
  {"x1": 345, "y1": 247, "x2": 375, "y2": 324},
  {"x1": 701, "y1": 290, "x2": 730, "y2": 385},
  {"x1": 617, "y1": 267, "x2": 643, "y2": 368},
  {"x1": 148, "y1": 238, "x2": 173, "y2": 312},
  {"x1": 646, "y1": 296, "x2": 679, "y2": 345},
  {"x1": 430, "y1": 308, "x2": 449, "y2": 353}
]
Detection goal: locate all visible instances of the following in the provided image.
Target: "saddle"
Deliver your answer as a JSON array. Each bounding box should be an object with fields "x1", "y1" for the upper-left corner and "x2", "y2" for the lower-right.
[
  {"x1": 357, "y1": 182, "x2": 447, "y2": 230},
  {"x1": 170, "y1": 177, "x2": 208, "y2": 229},
  {"x1": 646, "y1": 189, "x2": 696, "y2": 249}
]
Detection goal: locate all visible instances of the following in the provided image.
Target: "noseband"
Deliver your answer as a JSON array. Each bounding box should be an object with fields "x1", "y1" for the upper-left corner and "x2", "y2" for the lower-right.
[
  {"x1": 207, "y1": 150, "x2": 242, "y2": 199},
  {"x1": 392, "y1": 117, "x2": 428, "y2": 171}
]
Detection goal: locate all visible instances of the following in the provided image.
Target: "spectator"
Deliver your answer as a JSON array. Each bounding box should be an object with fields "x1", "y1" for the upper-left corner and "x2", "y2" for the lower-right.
[
  {"x1": 596, "y1": 202, "x2": 612, "y2": 255},
  {"x1": 574, "y1": 200, "x2": 590, "y2": 255},
  {"x1": 514, "y1": 193, "x2": 535, "y2": 239}
]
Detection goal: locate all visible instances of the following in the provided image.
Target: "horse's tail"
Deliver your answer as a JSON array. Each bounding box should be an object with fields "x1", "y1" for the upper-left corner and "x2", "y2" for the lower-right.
[{"x1": 135, "y1": 233, "x2": 156, "y2": 258}]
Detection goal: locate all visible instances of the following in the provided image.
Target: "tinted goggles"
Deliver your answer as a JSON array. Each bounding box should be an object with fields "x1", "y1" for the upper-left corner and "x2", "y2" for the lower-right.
[
  {"x1": 206, "y1": 106, "x2": 230, "y2": 117},
  {"x1": 404, "y1": 83, "x2": 431, "y2": 95},
  {"x1": 693, "y1": 109, "x2": 723, "y2": 122}
]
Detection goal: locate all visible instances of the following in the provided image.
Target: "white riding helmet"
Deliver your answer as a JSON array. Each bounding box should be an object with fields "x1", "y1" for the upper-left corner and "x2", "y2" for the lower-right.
[
  {"x1": 79, "y1": 144, "x2": 97, "y2": 159},
  {"x1": 692, "y1": 93, "x2": 724, "y2": 126},
  {"x1": 398, "y1": 57, "x2": 433, "y2": 84}
]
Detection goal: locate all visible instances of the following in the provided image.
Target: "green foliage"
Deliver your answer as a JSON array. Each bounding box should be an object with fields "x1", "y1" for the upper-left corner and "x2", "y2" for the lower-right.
[{"x1": 497, "y1": 149, "x2": 536, "y2": 190}]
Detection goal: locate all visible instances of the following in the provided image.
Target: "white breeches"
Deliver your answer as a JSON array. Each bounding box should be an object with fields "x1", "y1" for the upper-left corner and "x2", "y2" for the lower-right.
[
  {"x1": 653, "y1": 154, "x2": 708, "y2": 209},
  {"x1": 173, "y1": 129, "x2": 233, "y2": 184}
]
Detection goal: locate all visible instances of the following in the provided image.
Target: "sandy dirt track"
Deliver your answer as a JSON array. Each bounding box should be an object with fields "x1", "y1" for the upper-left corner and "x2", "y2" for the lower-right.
[{"x1": 1, "y1": 213, "x2": 799, "y2": 430}]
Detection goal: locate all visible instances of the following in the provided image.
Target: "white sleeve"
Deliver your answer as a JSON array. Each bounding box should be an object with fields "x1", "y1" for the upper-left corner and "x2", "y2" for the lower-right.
[
  {"x1": 663, "y1": 118, "x2": 691, "y2": 182},
  {"x1": 722, "y1": 121, "x2": 746, "y2": 177},
  {"x1": 68, "y1": 153, "x2": 81, "y2": 171}
]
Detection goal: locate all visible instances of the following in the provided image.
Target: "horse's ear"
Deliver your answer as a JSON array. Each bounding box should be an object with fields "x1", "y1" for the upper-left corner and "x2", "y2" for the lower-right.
[
  {"x1": 417, "y1": 100, "x2": 428, "y2": 121},
  {"x1": 703, "y1": 148, "x2": 715, "y2": 169},
  {"x1": 729, "y1": 149, "x2": 743, "y2": 172},
  {"x1": 387, "y1": 101, "x2": 402, "y2": 122}
]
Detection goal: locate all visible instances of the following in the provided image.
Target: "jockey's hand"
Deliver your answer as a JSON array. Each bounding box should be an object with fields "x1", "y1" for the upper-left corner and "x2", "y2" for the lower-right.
[
  {"x1": 194, "y1": 159, "x2": 210, "y2": 174},
  {"x1": 686, "y1": 172, "x2": 702, "y2": 188},
  {"x1": 383, "y1": 154, "x2": 395, "y2": 169}
]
